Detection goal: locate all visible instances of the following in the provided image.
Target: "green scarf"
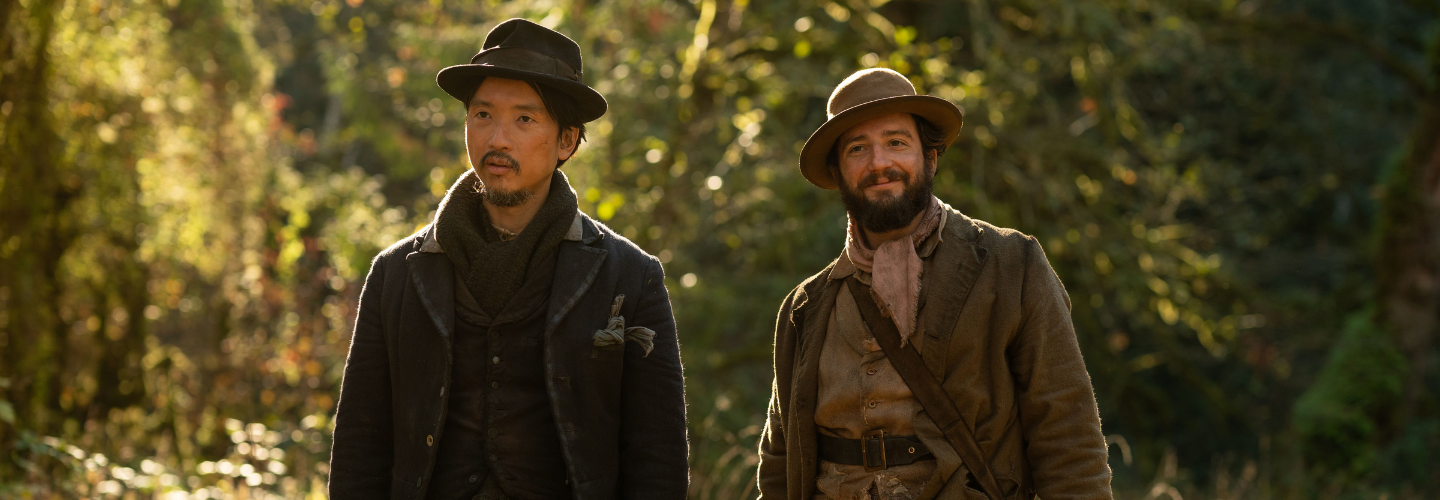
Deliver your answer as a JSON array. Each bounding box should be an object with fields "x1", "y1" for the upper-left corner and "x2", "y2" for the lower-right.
[{"x1": 434, "y1": 169, "x2": 578, "y2": 315}]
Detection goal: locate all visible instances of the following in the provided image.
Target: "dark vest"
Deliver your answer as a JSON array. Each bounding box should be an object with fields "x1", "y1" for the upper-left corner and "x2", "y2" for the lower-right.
[{"x1": 426, "y1": 255, "x2": 570, "y2": 500}]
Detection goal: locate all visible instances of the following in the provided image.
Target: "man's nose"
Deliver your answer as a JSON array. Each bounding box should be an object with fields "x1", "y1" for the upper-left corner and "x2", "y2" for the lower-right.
[
  {"x1": 486, "y1": 123, "x2": 514, "y2": 151},
  {"x1": 868, "y1": 148, "x2": 898, "y2": 176}
]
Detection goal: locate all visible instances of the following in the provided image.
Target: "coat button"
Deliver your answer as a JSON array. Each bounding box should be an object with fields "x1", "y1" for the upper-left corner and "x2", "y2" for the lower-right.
[
  {"x1": 488, "y1": 428, "x2": 498, "y2": 438},
  {"x1": 489, "y1": 454, "x2": 498, "y2": 462},
  {"x1": 491, "y1": 382, "x2": 500, "y2": 389},
  {"x1": 867, "y1": 401, "x2": 878, "y2": 408},
  {"x1": 439, "y1": 386, "x2": 445, "y2": 396},
  {"x1": 867, "y1": 368, "x2": 877, "y2": 375},
  {"x1": 492, "y1": 356, "x2": 500, "y2": 364},
  {"x1": 469, "y1": 475, "x2": 479, "y2": 484},
  {"x1": 426, "y1": 435, "x2": 433, "y2": 446}
]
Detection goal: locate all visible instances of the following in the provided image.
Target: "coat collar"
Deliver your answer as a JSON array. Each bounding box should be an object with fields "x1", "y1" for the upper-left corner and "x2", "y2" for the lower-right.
[
  {"x1": 419, "y1": 211, "x2": 590, "y2": 253},
  {"x1": 795, "y1": 204, "x2": 988, "y2": 372},
  {"x1": 915, "y1": 207, "x2": 987, "y2": 376},
  {"x1": 408, "y1": 211, "x2": 601, "y2": 341},
  {"x1": 406, "y1": 250, "x2": 456, "y2": 338},
  {"x1": 543, "y1": 214, "x2": 608, "y2": 337}
]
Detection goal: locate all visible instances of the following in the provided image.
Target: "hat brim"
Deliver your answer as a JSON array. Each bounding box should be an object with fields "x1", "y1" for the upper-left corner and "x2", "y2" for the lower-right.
[
  {"x1": 799, "y1": 95, "x2": 963, "y2": 190},
  {"x1": 436, "y1": 64, "x2": 608, "y2": 123}
]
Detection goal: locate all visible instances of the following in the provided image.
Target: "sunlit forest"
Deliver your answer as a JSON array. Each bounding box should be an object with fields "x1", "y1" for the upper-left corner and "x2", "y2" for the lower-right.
[{"x1": 3, "y1": 0, "x2": 1439, "y2": 497}]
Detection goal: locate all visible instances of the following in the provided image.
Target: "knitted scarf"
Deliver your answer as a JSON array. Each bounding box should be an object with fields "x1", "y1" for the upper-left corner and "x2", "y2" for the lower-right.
[
  {"x1": 845, "y1": 196, "x2": 944, "y2": 346},
  {"x1": 434, "y1": 169, "x2": 578, "y2": 315}
]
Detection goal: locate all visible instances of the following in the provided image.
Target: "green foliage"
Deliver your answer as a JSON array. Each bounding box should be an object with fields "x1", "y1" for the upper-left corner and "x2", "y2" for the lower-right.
[
  {"x1": 1293, "y1": 313, "x2": 1407, "y2": 475},
  {"x1": 1379, "y1": 420, "x2": 1440, "y2": 487}
]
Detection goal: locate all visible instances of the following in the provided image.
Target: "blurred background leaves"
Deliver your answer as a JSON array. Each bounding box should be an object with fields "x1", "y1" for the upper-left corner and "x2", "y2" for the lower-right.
[{"x1": 2, "y1": 0, "x2": 1438, "y2": 497}]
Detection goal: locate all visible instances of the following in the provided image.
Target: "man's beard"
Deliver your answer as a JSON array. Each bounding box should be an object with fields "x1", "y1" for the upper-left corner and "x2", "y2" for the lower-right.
[
  {"x1": 476, "y1": 151, "x2": 532, "y2": 207},
  {"x1": 839, "y1": 165, "x2": 935, "y2": 234}
]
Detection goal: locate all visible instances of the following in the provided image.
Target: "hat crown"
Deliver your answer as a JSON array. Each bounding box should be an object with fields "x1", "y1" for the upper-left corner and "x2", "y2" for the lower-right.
[
  {"x1": 827, "y1": 68, "x2": 918, "y2": 119},
  {"x1": 435, "y1": 18, "x2": 608, "y2": 121},
  {"x1": 473, "y1": 19, "x2": 584, "y2": 77}
]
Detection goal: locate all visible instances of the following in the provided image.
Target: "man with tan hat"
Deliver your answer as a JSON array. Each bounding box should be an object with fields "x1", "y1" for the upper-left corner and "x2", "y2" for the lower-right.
[
  {"x1": 756, "y1": 68, "x2": 1111, "y2": 500},
  {"x1": 328, "y1": 19, "x2": 688, "y2": 500}
]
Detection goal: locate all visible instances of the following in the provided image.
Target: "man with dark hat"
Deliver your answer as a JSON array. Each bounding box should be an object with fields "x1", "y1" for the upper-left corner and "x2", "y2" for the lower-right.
[
  {"x1": 328, "y1": 19, "x2": 689, "y2": 500},
  {"x1": 756, "y1": 68, "x2": 1111, "y2": 500}
]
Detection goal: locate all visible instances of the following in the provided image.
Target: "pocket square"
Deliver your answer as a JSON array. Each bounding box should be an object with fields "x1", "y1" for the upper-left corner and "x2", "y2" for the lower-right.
[{"x1": 592, "y1": 295, "x2": 656, "y2": 356}]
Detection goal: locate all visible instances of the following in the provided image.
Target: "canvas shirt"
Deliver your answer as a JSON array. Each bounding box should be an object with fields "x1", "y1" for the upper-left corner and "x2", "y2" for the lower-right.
[{"x1": 814, "y1": 209, "x2": 948, "y2": 500}]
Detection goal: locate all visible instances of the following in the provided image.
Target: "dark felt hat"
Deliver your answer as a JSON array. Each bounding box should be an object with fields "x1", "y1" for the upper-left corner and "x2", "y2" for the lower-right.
[
  {"x1": 436, "y1": 18, "x2": 607, "y2": 122},
  {"x1": 799, "y1": 68, "x2": 964, "y2": 189}
]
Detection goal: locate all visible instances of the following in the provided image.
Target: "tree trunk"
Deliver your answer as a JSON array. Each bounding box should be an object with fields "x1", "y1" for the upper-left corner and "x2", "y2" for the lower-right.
[
  {"x1": 0, "y1": 0, "x2": 69, "y2": 475},
  {"x1": 1375, "y1": 30, "x2": 1440, "y2": 435}
]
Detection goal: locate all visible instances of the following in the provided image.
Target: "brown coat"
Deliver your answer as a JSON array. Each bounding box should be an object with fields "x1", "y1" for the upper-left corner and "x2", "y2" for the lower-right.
[{"x1": 757, "y1": 207, "x2": 1112, "y2": 500}]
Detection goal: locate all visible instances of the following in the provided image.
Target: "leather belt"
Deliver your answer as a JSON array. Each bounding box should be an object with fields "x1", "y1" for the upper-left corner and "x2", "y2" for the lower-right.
[{"x1": 817, "y1": 431, "x2": 934, "y2": 471}]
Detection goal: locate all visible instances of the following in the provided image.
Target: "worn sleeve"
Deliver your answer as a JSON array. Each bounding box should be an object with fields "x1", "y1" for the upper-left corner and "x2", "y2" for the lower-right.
[
  {"x1": 1011, "y1": 236, "x2": 1113, "y2": 499},
  {"x1": 618, "y1": 256, "x2": 689, "y2": 498},
  {"x1": 756, "y1": 292, "x2": 797, "y2": 499},
  {"x1": 328, "y1": 256, "x2": 395, "y2": 498}
]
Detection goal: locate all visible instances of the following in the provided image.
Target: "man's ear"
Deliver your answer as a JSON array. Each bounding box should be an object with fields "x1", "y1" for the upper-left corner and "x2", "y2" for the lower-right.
[{"x1": 557, "y1": 126, "x2": 580, "y2": 161}]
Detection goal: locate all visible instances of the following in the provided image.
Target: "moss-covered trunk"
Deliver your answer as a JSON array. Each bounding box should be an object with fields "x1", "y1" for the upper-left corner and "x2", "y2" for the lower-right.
[{"x1": 1375, "y1": 29, "x2": 1440, "y2": 437}]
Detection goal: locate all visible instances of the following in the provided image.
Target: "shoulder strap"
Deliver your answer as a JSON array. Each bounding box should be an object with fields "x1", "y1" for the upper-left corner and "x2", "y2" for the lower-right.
[{"x1": 845, "y1": 276, "x2": 1006, "y2": 500}]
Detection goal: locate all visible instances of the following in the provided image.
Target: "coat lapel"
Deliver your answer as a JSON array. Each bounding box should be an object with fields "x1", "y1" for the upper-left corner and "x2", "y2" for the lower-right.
[
  {"x1": 544, "y1": 218, "x2": 607, "y2": 336},
  {"x1": 406, "y1": 237, "x2": 456, "y2": 339},
  {"x1": 918, "y1": 212, "x2": 988, "y2": 378},
  {"x1": 791, "y1": 270, "x2": 839, "y2": 500}
]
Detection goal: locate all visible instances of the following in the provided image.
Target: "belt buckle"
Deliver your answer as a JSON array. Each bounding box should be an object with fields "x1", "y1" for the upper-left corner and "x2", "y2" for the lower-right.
[{"x1": 862, "y1": 429, "x2": 887, "y2": 471}]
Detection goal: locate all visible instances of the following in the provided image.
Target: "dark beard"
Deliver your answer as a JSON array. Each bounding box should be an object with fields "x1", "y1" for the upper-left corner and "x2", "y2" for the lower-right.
[
  {"x1": 839, "y1": 166, "x2": 934, "y2": 234},
  {"x1": 476, "y1": 151, "x2": 531, "y2": 207}
]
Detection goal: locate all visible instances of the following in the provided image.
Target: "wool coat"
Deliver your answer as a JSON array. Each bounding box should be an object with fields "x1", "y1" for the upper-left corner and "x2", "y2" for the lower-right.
[
  {"x1": 328, "y1": 212, "x2": 689, "y2": 500},
  {"x1": 757, "y1": 206, "x2": 1112, "y2": 500}
]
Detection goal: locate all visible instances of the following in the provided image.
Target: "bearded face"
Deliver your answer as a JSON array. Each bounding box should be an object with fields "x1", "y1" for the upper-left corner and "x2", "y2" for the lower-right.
[
  {"x1": 838, "y1": 163, "x2": 934, "y2": 234},
  {"x1": 831, "y1": 113, "x2": 937, "y2": 235}
]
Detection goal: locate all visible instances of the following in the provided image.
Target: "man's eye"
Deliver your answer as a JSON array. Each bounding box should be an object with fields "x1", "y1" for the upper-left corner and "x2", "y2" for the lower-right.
[
  {"x1": 475, "y1": 111, "x2": 490, "y2": 119},
  {"x1": 519, "y1": 115, "x2": 534, "y2": 123},
  {"x1": 849, "y1": 145, "x2": 864, "y2": 153},
  {"x1": 891, "y1": 140, "x2": 905, "y2": 147}
]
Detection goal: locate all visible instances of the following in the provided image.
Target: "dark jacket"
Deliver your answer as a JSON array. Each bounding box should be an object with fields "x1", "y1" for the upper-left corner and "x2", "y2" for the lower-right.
[
  {"x1": 329, "y1": 212, "x2": 689, "y2": 499},
  {"x1": 757, "y1": 206, "x2": 1112, "y2": 500}
]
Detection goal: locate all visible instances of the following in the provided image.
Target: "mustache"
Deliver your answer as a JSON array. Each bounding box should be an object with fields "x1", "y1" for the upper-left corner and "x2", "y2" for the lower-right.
[
  {"x1": 839, "y1": 165, "x2": 935, "y2": 234},
  {"x1": 480, "y1": 151, "x2": 519, "y2": 171},
  {"x1": 857, "y1": 167, "x2": 910, "y2": 189}
]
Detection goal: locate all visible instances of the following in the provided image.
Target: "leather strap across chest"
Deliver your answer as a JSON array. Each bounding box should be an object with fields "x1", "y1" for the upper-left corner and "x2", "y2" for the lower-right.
[{"x1": 845, "y1": 275, "x2": 1007, "y2": 499}]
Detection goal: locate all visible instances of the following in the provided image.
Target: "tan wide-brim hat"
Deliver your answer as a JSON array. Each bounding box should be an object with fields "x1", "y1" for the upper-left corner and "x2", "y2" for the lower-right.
[{"x1": 799, "y1": 68, "x2": 963, "y2": 189}]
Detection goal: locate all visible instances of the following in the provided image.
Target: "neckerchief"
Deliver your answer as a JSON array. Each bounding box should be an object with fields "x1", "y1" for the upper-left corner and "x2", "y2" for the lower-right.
[{"x1": 844, "y1": 196, "x2": 944, "y2": 345}]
